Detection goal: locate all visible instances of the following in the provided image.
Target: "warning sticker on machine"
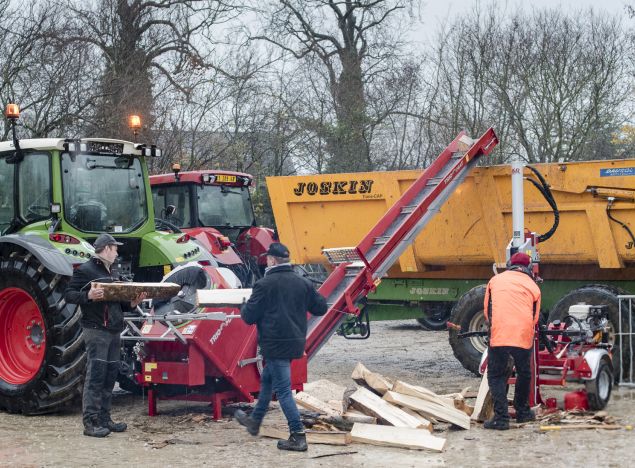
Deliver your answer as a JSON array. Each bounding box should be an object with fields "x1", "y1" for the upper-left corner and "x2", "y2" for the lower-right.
[
  {"x1": 183, "y1": 324, "x2": 197, "y2": 335},
  {"x1": 600, "y1": 167, "x2": 635, "y2": 177}
]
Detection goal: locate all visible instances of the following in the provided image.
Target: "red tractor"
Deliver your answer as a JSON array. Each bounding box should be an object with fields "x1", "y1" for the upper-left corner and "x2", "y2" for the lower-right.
[{"x1": 149, "y1": 167, "x2": 276, "y2": 287}]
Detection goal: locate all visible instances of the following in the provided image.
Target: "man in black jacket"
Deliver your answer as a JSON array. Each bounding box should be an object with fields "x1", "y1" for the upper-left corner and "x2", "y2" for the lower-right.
[
  {"x1": 64, "y1": 234, "x2": 145, "y2": 438},
  {"x1": 235, "y1": 242, "x2": 327, "y2": 451}
]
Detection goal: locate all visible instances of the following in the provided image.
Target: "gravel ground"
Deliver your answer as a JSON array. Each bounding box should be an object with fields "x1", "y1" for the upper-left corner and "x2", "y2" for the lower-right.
[{"x1": 1, "y1": 321, "x2": 634, "y2": 467}]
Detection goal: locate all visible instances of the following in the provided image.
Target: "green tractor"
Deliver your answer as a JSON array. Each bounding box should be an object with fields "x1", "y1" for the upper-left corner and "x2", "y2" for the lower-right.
[{"x1": 0, "y1": 106, "x2": 212, "y2": 414}]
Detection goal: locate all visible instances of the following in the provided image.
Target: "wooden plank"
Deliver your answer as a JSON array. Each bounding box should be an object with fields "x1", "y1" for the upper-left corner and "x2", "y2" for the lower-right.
[
  {"x1": 94, "y1": 282, "x2": 181, "y2": 301},
  {"x1": 472, "y1": 370, "x2": 493, "y2": 422},
  {"x1": 383, "y1": 391, "x2": 470, "y2": 430},
  {"x1": 351, "y1": 363, "x2": 393, "y2": 395},
  {"x1": 259, "y1": 426, "x2": 351, "y2": 445},
  {"x1": 196, "y1": 288, "x2": 252, "y2": 307},
  {"x1": 401, "y1": 407, "x2": 434, "y2": 431},
  {"x1": 295, "y1": 392, "x2": 342, "y2": 417},
  {"x1": 392, "y1": 381, "x2": 455, "y2": 409},
  {"x1": 350, "y1": 387, "x2": 425, "y2": 429},
  {"x1": 350, "y1": 423, "x2": 446, "y2": 452}
]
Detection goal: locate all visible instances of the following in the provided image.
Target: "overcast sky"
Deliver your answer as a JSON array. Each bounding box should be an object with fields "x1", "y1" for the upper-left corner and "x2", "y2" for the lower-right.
[{"x1": 411, "y1": 0, "x2": 631, "y2": 43}]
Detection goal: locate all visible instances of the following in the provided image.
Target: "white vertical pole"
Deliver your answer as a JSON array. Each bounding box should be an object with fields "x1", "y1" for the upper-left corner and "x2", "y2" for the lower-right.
[{"x1": 511, "y1": 155, "x2": 525, "y2": 248}]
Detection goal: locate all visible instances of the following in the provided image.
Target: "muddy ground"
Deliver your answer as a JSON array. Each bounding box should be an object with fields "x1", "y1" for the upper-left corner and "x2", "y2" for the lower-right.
[{"x1": 1, "y1": 321, "x2": 634, "y2": 467}]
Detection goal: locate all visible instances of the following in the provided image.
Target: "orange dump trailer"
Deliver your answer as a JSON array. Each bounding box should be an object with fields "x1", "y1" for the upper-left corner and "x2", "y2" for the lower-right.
[{"x1": 267, "y1": 159, "x2": 635, "y2": 374}]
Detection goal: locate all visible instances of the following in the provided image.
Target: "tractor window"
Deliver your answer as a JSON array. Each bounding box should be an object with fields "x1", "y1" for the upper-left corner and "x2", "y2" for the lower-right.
[
  {"x1": 18, "y1": 153, "x2": 51, "y2": 222},
  {"x1": 152, "y1": 185, "x2": 193, "y2": 228},
  {"x1": 0, "y1": 158, "x2": 15, "y2": 234},
  {"x1": 196, "y1": 185, "x2": 254, "y2": 228},
  {"x1": 61, "y1": 153, "x2": 148, "y2": 233}
]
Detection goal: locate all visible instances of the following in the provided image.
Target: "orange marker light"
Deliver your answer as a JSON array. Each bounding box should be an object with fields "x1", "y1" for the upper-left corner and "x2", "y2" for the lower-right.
[
  {"x1": 5, "y1": 103, "x2": 19, "y2": 119},
  {"x1": 172, "y1": 163, "x2": 181, "y2": 172},
  {"x1": 128, "y1": 114, "x2": 141, "y2": 130}
]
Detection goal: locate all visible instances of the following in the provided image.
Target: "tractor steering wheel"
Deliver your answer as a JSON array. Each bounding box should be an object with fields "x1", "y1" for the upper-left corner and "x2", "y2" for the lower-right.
[{"x1": 26, "y1": 204, "x2": 50, "y2": 219}]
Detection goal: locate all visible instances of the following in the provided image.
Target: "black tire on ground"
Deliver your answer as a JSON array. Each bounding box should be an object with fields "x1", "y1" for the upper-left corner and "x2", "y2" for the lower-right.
[
  {"x1": 448, "y1": 285, "x2": 488, "y2": 376},
  {"x1": 0, "y1": 248, "x2": 85, "y2": 414},
  {"x1": 585, "y1": 358, "x2": 612, "y2": 410},
  {"x1": 547, "y1": 284, "x2": 634, "y2": 383},
  {"x1": 416, "y1": 301, "x2": 454, "y2": 331}
]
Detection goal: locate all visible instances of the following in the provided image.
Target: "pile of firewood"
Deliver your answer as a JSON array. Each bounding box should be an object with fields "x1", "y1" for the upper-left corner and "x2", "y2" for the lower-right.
[{"x1": 260, "y1": 362, "x2": 478, "y2": 452}]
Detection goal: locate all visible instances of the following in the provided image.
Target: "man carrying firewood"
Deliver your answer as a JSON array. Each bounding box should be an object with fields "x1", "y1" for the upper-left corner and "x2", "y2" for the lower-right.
[
  {"x1": 483, "y1": 251, "x2": 541, "y2": 430},
  {"x1": 234, "y1": 242, "x2": 328, "y2": 451},
  {"x1": 64, "y1": 233, "x2": 146, "y2": 438}
]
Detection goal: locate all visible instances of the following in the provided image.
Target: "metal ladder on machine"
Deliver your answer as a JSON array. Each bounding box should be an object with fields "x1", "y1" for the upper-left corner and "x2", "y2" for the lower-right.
[{"x1": 304, "y1": 128, "x2": 499, "y2": 359}]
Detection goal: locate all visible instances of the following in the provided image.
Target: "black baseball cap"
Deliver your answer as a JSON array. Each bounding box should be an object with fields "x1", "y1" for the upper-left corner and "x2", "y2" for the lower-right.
[
  {"x1": 93, "y1": 233, "x2": 123, "y2": 250},
  {"x1": 266, "y1": 242, "x2": 290, "y2": 258}
]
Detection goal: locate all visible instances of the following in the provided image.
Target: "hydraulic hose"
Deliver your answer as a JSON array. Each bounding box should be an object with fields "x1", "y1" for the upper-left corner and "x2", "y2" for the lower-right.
[
  {"x1": 606, "y1": 197, "x2": 635, "y2": 250},
  {"x1": 526, "y1": 165, "x2": 559, "y2": 243}
]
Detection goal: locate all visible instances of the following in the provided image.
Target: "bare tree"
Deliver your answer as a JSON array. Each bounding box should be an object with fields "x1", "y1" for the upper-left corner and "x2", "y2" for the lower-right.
[
  {"x1": 427, "y1": 5, "x2": 631, "y2": 164},
  {"x1": 0, "y1": 1, "x2": 100, "y2": 139},
  {"x1": 254, "y1": 0, "x2": 419, "y2": 173},
  {"x1": 52, "y1": 0, "x2": 243, "y2": 139}
]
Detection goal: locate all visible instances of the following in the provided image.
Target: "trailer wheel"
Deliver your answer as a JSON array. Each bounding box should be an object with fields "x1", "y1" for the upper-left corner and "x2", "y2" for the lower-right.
[
  {"x1": 586, "y1": 359, "x2": 612, "y2": 410},
  {"x1": 0, "y1": 250, "x2": 84, "y2": 414},
  {"x1": 448, "y1": 285, "x2": 488, "y2": 375},
  {"x1": 417, "y1": 301, "x2": 453, "y2": 331},
  {"x1": 548, "y1": 284, "x2": 633, "y2": 383}
]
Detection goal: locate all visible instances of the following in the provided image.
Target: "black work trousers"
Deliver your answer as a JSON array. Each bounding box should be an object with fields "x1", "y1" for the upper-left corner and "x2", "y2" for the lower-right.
[
  {"x1": 487, "y1": 346, "x2": 532, "y2": 421},
  {"x1": 82, "y1": 327, "x2": 121, "y2": 426}
]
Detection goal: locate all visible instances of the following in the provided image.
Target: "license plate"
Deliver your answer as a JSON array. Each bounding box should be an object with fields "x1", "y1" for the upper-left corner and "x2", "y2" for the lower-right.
[{"x1": 216, "y1": 175, "x2": 236, "y2": 183}]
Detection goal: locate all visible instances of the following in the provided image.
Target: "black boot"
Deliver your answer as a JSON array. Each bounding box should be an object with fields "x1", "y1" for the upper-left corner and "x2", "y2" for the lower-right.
[
  {"x1": 83, "y1": 417, "x2": 110, "y2": 438},
  {"x1": 516, "y1": 409, "x2": 536, "y2": 423},
  {"x1": 483, "y1": 418, "x2": 510, "y2": 431},
  {"x1": 101, "y1": 417, "x2": 127, "y2": 432},
  {"x1": 235, "y1": 409, "x2": 260, "y2": 436},
  {"x1": 277, "y1": 432, "x2": 307, "y2": 452}
]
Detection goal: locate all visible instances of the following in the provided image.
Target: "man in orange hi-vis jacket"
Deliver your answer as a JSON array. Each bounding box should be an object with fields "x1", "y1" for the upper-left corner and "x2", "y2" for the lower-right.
[{"x1": 483, "y1": 252, "x2": 541, "y2": 430}]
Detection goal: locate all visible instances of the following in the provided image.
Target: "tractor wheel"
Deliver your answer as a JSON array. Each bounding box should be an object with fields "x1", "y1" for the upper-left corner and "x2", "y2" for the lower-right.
[
  {"x1": 585, "y1": 358, "x2": 612, "y2": 410},
  {"x1": 0, "y1": 250, "x2": 85, "y2": 414},
  {"x1": 548, "y1": 284, "x2": 634, "y2": 383},
  {"x1": 417, "y1": 301, "x2": 453, "y2": 331},
  {"x1": 448, "y1": 285, "x2": 488, "y2": 376}
]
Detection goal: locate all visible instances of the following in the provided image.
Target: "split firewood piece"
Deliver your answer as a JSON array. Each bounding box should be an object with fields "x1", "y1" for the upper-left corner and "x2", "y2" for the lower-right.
[
  {"x1": 472, "y1": 370, "x2": 493, "y2": 422},
  {"x1": 94, "y1": 282, "x2": 181, "y2": 302},
  {"x1": 350, "y1": 423, "x2": 446, "y2": 452},
  {"x1": 383, "y1": 391, "x2": 469, "y2": 430},
  {"x1": 349, "y1": 387, "x2": 426, "y2": 429},
  {"x1": 260, "y1": 426, "x2": 351, "y2": 445},
  {"x1": 295, "y1": 392, "x2": 342, "y2": 417},
  {"x1": 401, "y1": 407, "x2": 437, "y2": 427},
  {"x1": 304, "y1": 380, "x2": 347, "y2": 404},
  {"x1": 342, "y1": 409, "x2": 377, "y2": 425},
  {"x1": 196, "y1": 288, "x2": 252, "y2": 307},
  {"x1": 351, "y1": 363, "x2": 393, "y2": 395},
  {"x1": 392, "y1": 381, "x2": 455, "y2": 409}
]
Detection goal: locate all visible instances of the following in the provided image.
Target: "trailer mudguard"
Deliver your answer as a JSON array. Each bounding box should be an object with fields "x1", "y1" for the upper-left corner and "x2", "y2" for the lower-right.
[
  {"x1": 582, "y1": 348, "x2": 612, "y2": 380},
  {"x1": 0, "y1": 234, "x2": 74, "y2": 276}
]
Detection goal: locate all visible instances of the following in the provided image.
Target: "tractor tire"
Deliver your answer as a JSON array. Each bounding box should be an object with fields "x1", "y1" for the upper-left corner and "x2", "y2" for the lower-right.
[
  {"x1": 0, "y1": 249, "x2": 85, "y2": 414},
  {"x1": 448, "y1": 285, "x2": 488, "y2": 376},
  {"x1": 416, "y1": 301, "x2": 453, "y2": 331},
  {"x1": 585, "y1": 358, "x2": 612, "y2": 410},
  {"x1": 548, "y1": 284, "x2": 634, "y2": 383}
]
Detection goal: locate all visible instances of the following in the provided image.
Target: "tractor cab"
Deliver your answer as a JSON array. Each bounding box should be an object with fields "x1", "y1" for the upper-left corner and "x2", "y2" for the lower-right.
[{"x1": 150, "y1": 168, "x2": 276, "y2": 286}]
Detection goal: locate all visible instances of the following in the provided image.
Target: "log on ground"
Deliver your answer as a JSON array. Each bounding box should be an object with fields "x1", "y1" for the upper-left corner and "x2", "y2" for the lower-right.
[{"x1": 350, "y1": 423, "x2": 446, "y2": 452}]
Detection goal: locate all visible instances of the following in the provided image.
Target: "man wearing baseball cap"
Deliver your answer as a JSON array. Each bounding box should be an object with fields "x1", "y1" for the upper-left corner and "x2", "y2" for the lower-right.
[
  {"x1": 64, "y1": 233, "x2": 145, "y2": 437},
  {"x1": 235, "y1": 242, "x2": 327, "y2": 451},
  {"x1": 483, "y1": 252, "x2": 541, "y2": 430}
]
